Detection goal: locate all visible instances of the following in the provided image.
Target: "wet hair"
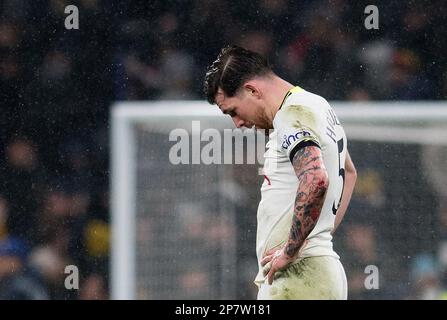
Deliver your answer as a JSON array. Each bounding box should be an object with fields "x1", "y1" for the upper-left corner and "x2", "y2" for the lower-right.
[{"x1": 203, "y1": 45, "x2": 272, "y2": 104}]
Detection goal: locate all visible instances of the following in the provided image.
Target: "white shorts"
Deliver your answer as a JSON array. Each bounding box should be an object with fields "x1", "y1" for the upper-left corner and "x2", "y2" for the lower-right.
[{"x1": 257, "y1": 256, "x2": 347, "y2": 300}]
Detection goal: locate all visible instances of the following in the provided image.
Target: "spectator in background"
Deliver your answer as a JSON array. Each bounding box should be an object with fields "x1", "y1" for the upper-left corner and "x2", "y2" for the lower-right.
[
  {"x1": 436, "y1": 199, "x2": 447, "y2": 298},
  {"x1": 347, "y1": 87, "x2": 371, "y2": 101},
  {"x1": 422, "y1": 146, "x2": 447, "y2": 296},
  {"x1": 0, "y1": 195, "x2": 49, "y2": 299},
  {"x1": 339, "y1": 222, "x2": 400, "y2": 299},
  {"x1": 0, "y1": 237, "x2": 49, "y2": 300},
  {"x1": 178, "y1": 269, "x2": 211, "y2": 300},
  {"x1": 28, "y1": 179, "x2": 109, "y2": 299},
  {"x1": 36, "y1": 183, "x2": 85, "y2": 260},
  {"x1": 23, "y1": 50, "x2": 81, "y2": 155},
  {"x1": 237, "y1": 30, "x2": 274, "y2": 59},
  {"x1": 158, "y1": 45, "x2": 197, "y2": 100},
  {"x1": 342, "y1": 223, "x2": 381, "y2": 299},
  {"x1": 1, "y1": 136, "x2": 44, "y2": 244},
  {"x1": 407, "y1": 254, "x2": 447, "y2": 300},
  {"x1": 357, "y1": 39, "x2": 394, "y2": 99},
  {"x1": 386, "y1": 49, "x2": 434, "y2": 100},
  {"x1": 78, "y1": 273, "x2": 108, "y2": 300},
  {"x1": 58, "y1": 139, "x2": 94, "y2": 194},
  {"x1": 118, "y1": 52, "x2": 162, "y2": 100},
  {"x1": 0, "y1": 50, "x2": 23, "y2": 139},
  {"x1": 28, "y1": 222, "x2": 74, "y2": 300}
]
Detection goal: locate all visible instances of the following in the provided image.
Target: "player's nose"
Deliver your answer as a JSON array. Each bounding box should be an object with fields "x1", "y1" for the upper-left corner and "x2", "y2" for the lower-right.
[{"x1": 232, "y1": 116, "x2": 245, "y2": 128}]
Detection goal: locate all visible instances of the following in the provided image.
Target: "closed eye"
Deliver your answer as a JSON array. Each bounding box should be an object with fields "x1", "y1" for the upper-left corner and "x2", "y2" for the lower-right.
[{"x1": 222, "y1": 109, "x2": 236, "y2": 117}]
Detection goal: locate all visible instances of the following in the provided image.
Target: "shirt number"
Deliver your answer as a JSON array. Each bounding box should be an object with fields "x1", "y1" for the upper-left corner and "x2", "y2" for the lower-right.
[{"x1": 332, "y1": 138, "x2": 345, "y2": 215}]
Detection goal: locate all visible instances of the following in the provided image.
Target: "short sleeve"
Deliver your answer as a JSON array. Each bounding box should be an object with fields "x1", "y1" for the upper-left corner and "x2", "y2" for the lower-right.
[{"x1": 274, "y1": 104, "x2": 321, "y2": 162}]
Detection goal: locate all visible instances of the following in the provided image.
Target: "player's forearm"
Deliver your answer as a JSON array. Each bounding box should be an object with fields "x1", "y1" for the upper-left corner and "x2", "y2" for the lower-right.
[{"x1": 285, "y1": 147, "x2": 329, "y2": 259}]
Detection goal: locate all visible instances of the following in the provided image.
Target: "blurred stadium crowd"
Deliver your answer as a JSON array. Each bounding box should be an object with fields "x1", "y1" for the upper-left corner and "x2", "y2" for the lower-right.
[{"x1": 0, "y1": 0, "x2": 446, "y2": 299}]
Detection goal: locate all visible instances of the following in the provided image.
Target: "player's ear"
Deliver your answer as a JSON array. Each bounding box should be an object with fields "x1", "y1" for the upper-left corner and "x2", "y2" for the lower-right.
[{"x1": 243, "y1": 82, "x2": 262, "y2": 99}]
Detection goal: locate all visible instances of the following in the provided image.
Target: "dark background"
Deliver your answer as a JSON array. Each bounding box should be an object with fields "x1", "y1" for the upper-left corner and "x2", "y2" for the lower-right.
[{"x1": 0, "y1": 0, "x2": 446, "y2": 299}]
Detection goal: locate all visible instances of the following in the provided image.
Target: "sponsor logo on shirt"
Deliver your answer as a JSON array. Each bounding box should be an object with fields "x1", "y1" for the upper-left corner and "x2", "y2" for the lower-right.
[{"x1": 281, "y1": 131, "x2": 312, "y2": 150}]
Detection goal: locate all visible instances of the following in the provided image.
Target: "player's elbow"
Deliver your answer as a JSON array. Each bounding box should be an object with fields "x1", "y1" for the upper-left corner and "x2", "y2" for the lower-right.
[
  {"x1": 347, "y1": 164, "x2": 357, "y2": 181},
  {"x1": 346, "y1": 156, "x2": 357, "y2": 178},
  {"x1": 352, "y1": 169, "x2": 357, "y2": 185},
  {"x1": 315, "y1": 170, "x2": 330, "y2": 194}
]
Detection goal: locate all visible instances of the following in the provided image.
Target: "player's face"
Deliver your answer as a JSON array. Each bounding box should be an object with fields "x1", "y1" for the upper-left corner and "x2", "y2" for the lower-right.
[{"x1": 215, "y1": 88, "x2": 271, "y2": 129}]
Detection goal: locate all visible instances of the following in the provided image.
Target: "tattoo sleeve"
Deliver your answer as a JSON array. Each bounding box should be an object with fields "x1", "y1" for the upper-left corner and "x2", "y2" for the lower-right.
[{"x1": 284, "y1": 145, "x2": 329, "y2": 259}]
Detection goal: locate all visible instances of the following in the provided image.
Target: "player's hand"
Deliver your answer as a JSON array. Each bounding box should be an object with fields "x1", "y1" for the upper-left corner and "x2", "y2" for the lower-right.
[
  {"x1": 261, "y1": 240, "x2": 309, "y2": 285},
  {"x1": 260, "y1": 247, "x2": 294, "y2": 285}
]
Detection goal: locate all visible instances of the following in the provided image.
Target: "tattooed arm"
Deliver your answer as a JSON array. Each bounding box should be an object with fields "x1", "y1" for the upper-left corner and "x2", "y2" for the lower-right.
[
  {"x1": 261, "y1": 145, "x2": 329, "y2": 285},
  {"x1": 285, "y1": 145, "x2": 329, "y2": 258}
]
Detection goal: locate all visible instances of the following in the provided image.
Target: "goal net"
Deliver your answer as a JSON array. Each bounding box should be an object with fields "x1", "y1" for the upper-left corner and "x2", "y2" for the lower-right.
[{"x1": 111, "y1": 101, "x2": 447, "y2": 300}]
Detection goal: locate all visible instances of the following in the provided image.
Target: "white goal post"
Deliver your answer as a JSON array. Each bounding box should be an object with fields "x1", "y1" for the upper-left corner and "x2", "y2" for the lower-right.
[{"x1": 111, "y1": 101, "x2": 447, "y2": 300}]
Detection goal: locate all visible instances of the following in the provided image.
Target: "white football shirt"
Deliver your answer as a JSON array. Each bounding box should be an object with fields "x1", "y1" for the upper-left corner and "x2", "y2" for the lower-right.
[{"x1": 255, "y1": 86, "x2": 347, "y2": 286}]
